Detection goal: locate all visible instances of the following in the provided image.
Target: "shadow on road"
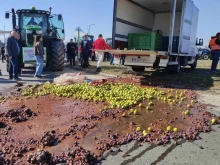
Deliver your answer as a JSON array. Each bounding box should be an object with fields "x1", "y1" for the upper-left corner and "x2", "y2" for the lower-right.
[{"x1": 135, "y1": 67, "x2": 220, "y2": 90}]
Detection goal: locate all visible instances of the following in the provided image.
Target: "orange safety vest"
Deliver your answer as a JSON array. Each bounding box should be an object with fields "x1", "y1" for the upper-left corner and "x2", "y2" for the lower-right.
[{"x1": 209, "y1": 37, "x2": 220, "y2": 51}]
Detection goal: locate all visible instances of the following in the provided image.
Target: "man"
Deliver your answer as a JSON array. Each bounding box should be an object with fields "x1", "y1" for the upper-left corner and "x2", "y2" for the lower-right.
[
  {"x1": 67, "y1": 39, "x2": 77, "y2": 67},
  {"x1": 92, "y1": 34, "x2": 111, "y2": 72},
  {"x1": 80, "y1": 34, "x2": 92, "y2": 68},
  {"x1": 39, "y1": 17, "x2": 50, "y2": 35},
  {"x1": 1, "y1": 45, "x2": 6, "y2": 62},
  {"x1": 209, "y1": 33, "x2": 220, "y2": 73},
  {"x1": 5, "y1": 31, "x2": 21, "y2": 80},
  {"x1": 27, "y1": 17, "x2": 38, "y2": 26}
]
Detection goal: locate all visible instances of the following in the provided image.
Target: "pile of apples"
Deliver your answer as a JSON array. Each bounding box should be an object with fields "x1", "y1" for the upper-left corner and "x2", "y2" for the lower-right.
[{"x1": 21, "y1": 82, "x2": 168, "y2": 109}]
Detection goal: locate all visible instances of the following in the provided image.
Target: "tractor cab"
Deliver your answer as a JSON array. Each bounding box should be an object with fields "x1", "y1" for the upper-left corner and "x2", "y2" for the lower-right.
[{"x1": 5, "y1": 7, "x2": 65, "y2": 46}]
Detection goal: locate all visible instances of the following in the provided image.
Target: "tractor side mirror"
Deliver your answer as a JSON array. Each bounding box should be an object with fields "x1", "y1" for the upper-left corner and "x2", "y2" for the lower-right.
[
  {"x1": 58, "y1": 14, "x2": 62, "y2": 21},
  {"x1": 5, "y1": 11, "x2": 10, "y2": 19},
  {"x1": 62, "y1": 29, "x2": 64, "y2": 33},
  {"x1": 196, "y1": 38, "x2": 203, "y2": 46}
]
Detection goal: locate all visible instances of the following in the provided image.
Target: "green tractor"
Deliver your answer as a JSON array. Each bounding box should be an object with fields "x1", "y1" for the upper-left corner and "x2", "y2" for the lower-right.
[{"x1": 5, "y1": 7, "x2": 65, "y2": 71}]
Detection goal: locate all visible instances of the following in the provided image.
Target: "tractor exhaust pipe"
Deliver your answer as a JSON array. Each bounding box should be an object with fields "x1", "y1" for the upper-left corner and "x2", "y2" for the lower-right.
[{"x1": 11, "y1": 8, "x2": 16, "y2": 30}]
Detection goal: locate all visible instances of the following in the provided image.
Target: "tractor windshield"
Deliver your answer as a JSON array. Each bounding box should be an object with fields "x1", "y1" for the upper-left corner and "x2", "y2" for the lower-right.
[{"x1": 19, "y1": 13, "x2": 49, "y2": 40}]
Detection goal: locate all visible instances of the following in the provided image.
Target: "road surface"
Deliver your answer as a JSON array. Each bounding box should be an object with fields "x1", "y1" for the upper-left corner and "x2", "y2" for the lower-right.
[{"x1": 0, "y1": 61, "x2": 220, "y2": 165}]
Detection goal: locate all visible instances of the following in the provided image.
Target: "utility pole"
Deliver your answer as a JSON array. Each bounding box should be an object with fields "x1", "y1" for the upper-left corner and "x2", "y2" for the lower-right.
[
  {"x1": 4, "y1": 25, "x2": 5, "y2": 43},
  {"x1": 88, "y1": 24, "x2": 95, "y2": 35}
]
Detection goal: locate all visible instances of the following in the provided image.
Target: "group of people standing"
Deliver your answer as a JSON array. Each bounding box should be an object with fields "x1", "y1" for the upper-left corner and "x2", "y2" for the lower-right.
[{"x1": 66, "y1": 34, "x2": 111, "y2": 72}]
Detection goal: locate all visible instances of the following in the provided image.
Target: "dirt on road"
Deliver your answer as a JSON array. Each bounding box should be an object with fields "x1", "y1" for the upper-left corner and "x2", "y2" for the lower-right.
[{"x1": 0, "y1": 77, "x2": 219, "y2": 165}]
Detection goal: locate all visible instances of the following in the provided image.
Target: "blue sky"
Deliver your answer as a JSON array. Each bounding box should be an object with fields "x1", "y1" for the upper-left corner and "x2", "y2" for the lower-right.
[{"x1": 0, "y1": 0, "x2": 219, "y2": 46}]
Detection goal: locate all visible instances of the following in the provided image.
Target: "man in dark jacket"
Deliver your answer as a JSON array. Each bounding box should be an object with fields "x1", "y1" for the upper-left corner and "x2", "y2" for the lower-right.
[
  {"x1": 1, "y1": 46, "x2": 6, "y2": 62},
  {"x1": 67, "y1": 39, "x2": 77, "y2": 67},
  {"x1": 5, "y1": 31, "x2": 21, "y2": 80},
  {"x1": 81, "y1": 34, "x2": 92, "y2": 68}
]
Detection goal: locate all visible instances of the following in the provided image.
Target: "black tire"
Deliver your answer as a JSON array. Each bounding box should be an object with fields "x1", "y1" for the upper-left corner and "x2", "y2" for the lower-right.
[
  {"x1": 190, "y1": 59, "x2": 197, "y2": 70},
  {"x1": 202, "y1": 54, "x2": 209, "y2": 60},
  {"x1": 132, "y1": 66, "x2": 145, "y2": 72},
  {"x1": 49, "y1": 40, "x2": 65, "y2": 71}
]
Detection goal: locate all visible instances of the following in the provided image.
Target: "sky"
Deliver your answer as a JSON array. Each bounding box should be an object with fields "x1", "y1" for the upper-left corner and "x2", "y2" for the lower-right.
[{"x1": 0, "y1": 0, "x2": 219, "y2": 46}]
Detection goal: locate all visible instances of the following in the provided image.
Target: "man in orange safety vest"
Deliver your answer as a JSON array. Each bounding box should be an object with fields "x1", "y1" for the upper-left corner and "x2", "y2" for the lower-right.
[{"x1": 209, "y1": 33, "x2": 220, "y2": 73}]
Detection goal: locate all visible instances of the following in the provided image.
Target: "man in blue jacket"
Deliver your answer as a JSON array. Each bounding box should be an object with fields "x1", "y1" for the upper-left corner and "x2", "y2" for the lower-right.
[
  {"x1": 5, "y1": 31, "x2": 21, "y2": 80},
  {"x1": 80, "y1": 34, "x2": 92, "y2": 68}
]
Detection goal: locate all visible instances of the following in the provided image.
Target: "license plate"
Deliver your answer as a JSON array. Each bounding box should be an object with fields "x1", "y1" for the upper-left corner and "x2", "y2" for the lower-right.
[{"x1": 128, "y1": 56, "x2": 148, "y2": 63}]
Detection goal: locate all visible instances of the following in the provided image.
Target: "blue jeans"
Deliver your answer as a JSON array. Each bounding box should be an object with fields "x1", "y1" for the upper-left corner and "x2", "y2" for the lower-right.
[
  {"x1": 211, "y1": 51, "x2": 220, "y2": 72},
  {"x1": 35, "y1": 55, "x2": 44, "y2": 76},
  {"x1": 110, "y1": 54, "x2": 114, "y2": 65},
  {"x1": 9, "y1": 56, "x2": 18, "y2": 78}
]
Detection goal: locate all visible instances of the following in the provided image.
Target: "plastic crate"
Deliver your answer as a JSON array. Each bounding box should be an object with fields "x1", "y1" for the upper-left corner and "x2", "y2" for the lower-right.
[
  {"x1": 162, "y1": 36, "x2": 179, "y2": 52},
  {"x1": 128, "y1": 32, "x2": 162, "y2": 50}
]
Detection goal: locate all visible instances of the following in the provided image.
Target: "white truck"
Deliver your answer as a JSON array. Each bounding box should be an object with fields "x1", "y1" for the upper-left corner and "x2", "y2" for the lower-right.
[{"x1": 110, "y1": 0, "x2": 203, "y2": 72}]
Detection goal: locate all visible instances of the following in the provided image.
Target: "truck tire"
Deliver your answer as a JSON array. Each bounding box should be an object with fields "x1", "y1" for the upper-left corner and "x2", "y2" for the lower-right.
[
  {"x1": 190, "y1": 59, "x2": 197, "y2": 70},
  {"x1": 132, "y1": 66, "x2": 145, "y2": 72},
  {"x1": 49, "y1": 40, "x2": 65, "y2": 71}
]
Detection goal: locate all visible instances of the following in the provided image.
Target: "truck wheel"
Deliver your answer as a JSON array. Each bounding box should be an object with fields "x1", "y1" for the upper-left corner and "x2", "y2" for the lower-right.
[
  {"x1": 190, "y1": 59, "x2": 197, "y2": 70},
  {"x1": 132, "y1": 66, "x2": 145, "y2": 72},
  {"x1": 49, "y1": 40, "x2": 65, "y2": 71},
  {"x1": 203, "y1": 54, "x2": 209, "y2": 60}
]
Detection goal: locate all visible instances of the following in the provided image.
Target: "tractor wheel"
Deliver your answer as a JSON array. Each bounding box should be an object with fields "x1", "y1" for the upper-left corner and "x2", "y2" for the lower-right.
[
  {"x1": 202, "y1": 54, "x2": 209, "y2": 60},
  {"x1": 49, "y1": 40, "x2": 65, "y2": 71}
]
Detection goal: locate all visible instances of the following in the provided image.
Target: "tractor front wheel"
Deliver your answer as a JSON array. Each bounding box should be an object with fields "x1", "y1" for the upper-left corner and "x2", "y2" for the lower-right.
[{"x1": 49, "y1": 40, "x2": 65, "y2": 71}]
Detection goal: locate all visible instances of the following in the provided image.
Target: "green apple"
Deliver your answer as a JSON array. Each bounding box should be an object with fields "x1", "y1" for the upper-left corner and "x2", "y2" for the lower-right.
[
  {"x1": 148, "y1": 102, "x2": 154, "y2": 106},
  {"x1": 148, "y1": 127, "x2": 153, "y2": 132},
  {"x1": 212, "y1": 118, "x2": 216, "y2": 124},
  {"x1": 143, "y1": 132, "x2": 148, "y2": 136},
  {"x1": 173, "y1": 127, "x2": 178, "y2": 132},
  {"x1": 136, "y1": 127, "x2": 141, "y2": 131},
  {"x1": 133, "y1": 109, "x2": 138, "y2": 115},
  {"x1": 167, "y1": 126, "x2": 171, "y2": 131}
]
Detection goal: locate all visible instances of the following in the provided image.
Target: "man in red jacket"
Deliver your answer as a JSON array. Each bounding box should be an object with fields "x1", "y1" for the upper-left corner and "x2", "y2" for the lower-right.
[{"x1": 92, "y1": 34, "x2": 111, "y2": 72}]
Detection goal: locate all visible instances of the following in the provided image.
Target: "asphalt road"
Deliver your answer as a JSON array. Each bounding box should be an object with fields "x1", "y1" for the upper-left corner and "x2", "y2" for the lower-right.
[{"x1": 0, "y1": 61, "x2": 220, "y2": 165}]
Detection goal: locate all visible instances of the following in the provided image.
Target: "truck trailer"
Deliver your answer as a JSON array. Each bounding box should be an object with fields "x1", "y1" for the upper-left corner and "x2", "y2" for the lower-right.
[{"x1": 109, "y1": 0, "x2": 203, "y2": 72}]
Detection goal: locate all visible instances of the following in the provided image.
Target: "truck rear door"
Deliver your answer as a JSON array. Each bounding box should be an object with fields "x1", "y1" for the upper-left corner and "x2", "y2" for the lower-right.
[{"x1": 179, "y1": 0, "x2": 199, "y2": 55}]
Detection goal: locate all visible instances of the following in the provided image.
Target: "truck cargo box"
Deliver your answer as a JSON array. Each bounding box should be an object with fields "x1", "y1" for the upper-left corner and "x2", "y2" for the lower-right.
[{"x1": 112, "y1": 0, "x2": 199, "y2": 56}]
